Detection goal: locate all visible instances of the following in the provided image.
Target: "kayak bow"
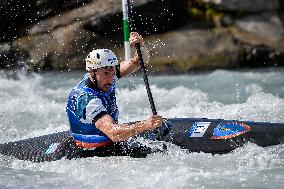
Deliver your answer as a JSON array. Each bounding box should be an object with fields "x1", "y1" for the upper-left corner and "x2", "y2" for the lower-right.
[{"x1": 1, "y1": 117, "x2": 283, "y2": 162}]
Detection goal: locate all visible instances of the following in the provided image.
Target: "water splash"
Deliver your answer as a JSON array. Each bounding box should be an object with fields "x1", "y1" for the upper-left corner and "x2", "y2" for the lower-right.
[{"x1": 0, "y1": 69, "x2": 283, "y2": 189}]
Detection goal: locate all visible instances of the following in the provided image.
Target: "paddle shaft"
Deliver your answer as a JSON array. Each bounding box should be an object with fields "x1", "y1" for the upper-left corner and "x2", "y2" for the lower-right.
[
  {"x1": 126, "y1": 0, "x2": 164, "y2": 141},
  {"x1": 135, "y1": 43, "x2": 157, "y2": 115},
  {"x1": 135, "y1": 43, "x2": 166, "y2": 142}
]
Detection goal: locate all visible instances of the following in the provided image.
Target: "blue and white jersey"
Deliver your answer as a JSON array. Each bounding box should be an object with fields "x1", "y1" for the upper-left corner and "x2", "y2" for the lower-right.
[{"x1": 66, "y1": 74, "x2": 119, "y2": 148}]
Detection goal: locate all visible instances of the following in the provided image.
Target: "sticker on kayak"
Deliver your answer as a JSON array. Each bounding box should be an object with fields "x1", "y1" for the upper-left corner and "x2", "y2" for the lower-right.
[
  {"x1": 211, "y1": 122, "x2": 251, "y2": 140},
  {"x1": 44, "y1": 143, "x2": 61, "y2": 155},
  {"x1": 188, "y1": 122, "x2": 211, "y2": 137}
]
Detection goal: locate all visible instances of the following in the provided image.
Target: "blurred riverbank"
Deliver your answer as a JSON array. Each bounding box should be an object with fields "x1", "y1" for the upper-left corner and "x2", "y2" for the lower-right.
[{"x1": 0, "y1": 0, "x2": 284, "y2": 73}]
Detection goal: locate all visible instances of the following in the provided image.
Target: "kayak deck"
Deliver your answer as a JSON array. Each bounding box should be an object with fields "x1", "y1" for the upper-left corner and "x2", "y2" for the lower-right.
[
  {"x1": 163, "y1": 118, "x2": 284, "y2": 154},
  {"x1": 0, "y1": 118, "x2": 284, "y2": 162},
  {"x1": 0, "y1": 132, "x2": 74, "y2": 162}
]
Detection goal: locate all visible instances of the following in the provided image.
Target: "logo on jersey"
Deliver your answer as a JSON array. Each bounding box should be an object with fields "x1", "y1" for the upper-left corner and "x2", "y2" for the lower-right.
[
  {"x1": 211, "y1": 122, "x2": 251, "y2": 139},
  {"x1": 188, "y1": 122, "x2": 211, "y2": 137}
]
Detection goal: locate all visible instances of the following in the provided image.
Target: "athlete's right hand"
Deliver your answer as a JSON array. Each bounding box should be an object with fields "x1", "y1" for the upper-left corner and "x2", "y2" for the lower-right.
[{"x1": 144, "y1": 115, "x2": 163, "y2": 130}]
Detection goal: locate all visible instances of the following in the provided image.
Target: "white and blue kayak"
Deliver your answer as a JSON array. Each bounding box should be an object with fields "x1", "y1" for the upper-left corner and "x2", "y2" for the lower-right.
[{"x1": 1, "y1": 117, "x2": 284, "y2": 162}]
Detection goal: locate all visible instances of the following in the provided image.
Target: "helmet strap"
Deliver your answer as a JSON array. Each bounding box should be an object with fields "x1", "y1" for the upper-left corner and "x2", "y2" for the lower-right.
[{"x1": 91, "y1": 71, "x2": 103, "y2": 92}]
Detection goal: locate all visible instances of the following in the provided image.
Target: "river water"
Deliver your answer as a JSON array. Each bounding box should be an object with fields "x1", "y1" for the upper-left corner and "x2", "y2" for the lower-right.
[{"x1": 0, "y1": 68, "x2": 284, "y2": 189}]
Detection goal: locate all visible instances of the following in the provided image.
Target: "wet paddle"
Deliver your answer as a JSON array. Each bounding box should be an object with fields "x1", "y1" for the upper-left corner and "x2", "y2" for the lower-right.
[
  {"x1": 125, "y1": 0, "x2": 165, "y2": 142},
  {"x1": 135, "y1": 44, "x2": 157, "y2": 115},
  {"x1": 135, "y1": 43, "x2": 164, "y2": 141}
]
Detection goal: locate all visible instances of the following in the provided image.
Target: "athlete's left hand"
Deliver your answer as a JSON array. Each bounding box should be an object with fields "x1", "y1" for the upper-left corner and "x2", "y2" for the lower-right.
[
  {"x1": 130, "y1": 32, "x2": 144, "y2": 47},
  {"x1": 129, "y1": 32, "x2": 150, "y2": 64}
]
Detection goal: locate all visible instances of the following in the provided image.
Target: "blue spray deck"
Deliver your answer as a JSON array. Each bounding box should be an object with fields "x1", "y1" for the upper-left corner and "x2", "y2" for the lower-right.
[{"x1": 0, "y1": 118, "x2": 284, "y2": 162}]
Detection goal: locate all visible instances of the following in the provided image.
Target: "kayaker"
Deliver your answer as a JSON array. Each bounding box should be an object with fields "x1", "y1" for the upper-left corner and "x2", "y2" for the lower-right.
[{"x1": 66, "y1": 32, "x2": 163, "y2": 155}]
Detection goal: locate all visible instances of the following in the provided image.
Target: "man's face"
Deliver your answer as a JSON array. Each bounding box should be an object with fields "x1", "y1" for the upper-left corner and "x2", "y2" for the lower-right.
[{"x1": 94, "y1": 66, "x2": 116, "y2": 92}]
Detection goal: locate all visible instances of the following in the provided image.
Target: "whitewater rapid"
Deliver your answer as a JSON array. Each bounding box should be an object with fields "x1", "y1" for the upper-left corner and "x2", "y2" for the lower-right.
[{"x1": 0, "y1": 69, "x2": 283, "y2": 189}]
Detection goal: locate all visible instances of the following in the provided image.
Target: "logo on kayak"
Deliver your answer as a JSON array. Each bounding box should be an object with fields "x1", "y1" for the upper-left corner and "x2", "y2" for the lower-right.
[
  {"x1": 188, "y1": 122, "x2": 211, "y2": 137},
  {"x1": 44, "y1": 143, "x2": 61, "y2": 155},
  {"x1": 211, "y1": 122, "x2": 251, "y2": 139}
]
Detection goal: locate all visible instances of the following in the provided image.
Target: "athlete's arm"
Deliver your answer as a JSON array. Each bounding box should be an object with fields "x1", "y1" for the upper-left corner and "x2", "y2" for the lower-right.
[
  {"x1": 95, "y1": 114, "x2": 162, "y2": 142},
  {"x1": 119, "y1": 32, "x2": 150, "y2": 77}
]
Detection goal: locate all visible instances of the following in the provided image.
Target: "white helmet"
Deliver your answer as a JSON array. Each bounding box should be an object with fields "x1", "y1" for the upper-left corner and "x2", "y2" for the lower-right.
[{"x1": 85, "y1": 49, "x2": 118, "y2": 71}]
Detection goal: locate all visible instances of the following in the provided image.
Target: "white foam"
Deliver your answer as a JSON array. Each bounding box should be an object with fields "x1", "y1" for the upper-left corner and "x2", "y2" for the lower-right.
[
  {"x1": 0, "y1": 73, "x2": 68, "y2": 142},
  {"x1": 245, "y1": 83, "x2": 263, "y2": 94},
  {"x1": 117, "y1": 84, "x2": 284, "y2": 123},
  {"x1": 7, "y1": 143, "x2": 284, "y2": 189},
  {"x1": 1, "y1": 70, "x2": 284, "y2": 189}
]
